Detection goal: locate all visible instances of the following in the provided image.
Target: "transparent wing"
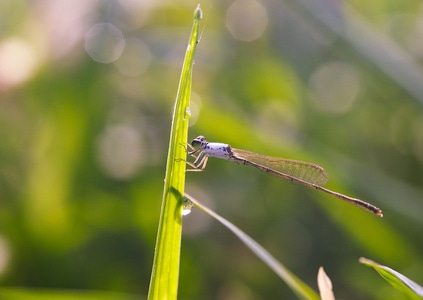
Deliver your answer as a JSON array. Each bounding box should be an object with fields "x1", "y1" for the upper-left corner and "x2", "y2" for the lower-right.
[{"x1": 231, "y1": 148, "x2": 328, "y2": 186}]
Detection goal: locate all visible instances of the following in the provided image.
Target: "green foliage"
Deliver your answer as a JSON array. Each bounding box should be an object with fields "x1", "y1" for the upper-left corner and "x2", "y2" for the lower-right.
[
  {"x1": 186, "y1": 193, "x2": 320, "y2": 300},
  {"x1": 147, "y1": 6, "x2": 202, "y2": 300},
  {"x1": 360, "y1": 258, "x2": 423, "y2": 299},
  {"x1": 0, "y1": 288, "x2": 139, "y2": 300},
  {"x1": 0, "y1": 1, "x2": 423, "y2": 299}
]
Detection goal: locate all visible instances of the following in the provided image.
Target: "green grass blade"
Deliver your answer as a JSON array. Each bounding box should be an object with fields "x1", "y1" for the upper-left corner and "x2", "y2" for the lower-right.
[
  {"x1": 360, "y1": 257, "x2": 423, "y2": 299},
  {"x1": 0, "y1": 288, "x2": 138, "y2": 300},
  {"x1": 185, "y1": 193, "x2": 320, "y2": 300},
  {"x1": 147, "y1": 6, "x2": 202, "y2": 300}
]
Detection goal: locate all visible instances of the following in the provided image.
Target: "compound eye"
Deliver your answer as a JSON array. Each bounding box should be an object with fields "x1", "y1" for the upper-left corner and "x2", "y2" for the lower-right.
[{"x1": 191, "y1": 135, "x2": 206, "y2": 147}]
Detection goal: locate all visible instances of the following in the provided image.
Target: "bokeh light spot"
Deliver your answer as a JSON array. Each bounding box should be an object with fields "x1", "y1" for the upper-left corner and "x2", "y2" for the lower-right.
[
  {"x1": 0, "y1": 38, "x2": 38, "y2": 89},
  {"x1": 0, "y1": 236, "x2": 10, "y2": 275},
  {"x1": 226, "y1": 0, "x2": 268, "y2": 42},
  {"x1": 309, "y1": 61, "x2": 361, "y2": 114},
  {"x1": 114, "y1": 38, "x2": 152, "y2": 77},
  {"x1": 96, "y1": 124, "x2": 144, "y2": 179},
  {"x1": 85, "y1": 23, "x2": 125, "y2": 63}
]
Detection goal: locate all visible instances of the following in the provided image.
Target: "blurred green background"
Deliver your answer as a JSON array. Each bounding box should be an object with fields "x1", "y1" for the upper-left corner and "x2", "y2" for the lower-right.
[{"x1": 1, "y1": 0, "x2": 423, "y2": 299}]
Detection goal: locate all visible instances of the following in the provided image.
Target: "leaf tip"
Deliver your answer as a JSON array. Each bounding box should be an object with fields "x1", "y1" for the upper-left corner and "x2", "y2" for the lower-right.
[{"x1": 194, "y1": 4, "x2": 203, "y2": 20}]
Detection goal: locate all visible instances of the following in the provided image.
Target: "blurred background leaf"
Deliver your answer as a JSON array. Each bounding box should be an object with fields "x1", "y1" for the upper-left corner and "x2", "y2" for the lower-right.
[
  {"x1": 0, "y1": 0, "x2": 422, "y2": 299},
  {"x1": 185, "y1": 193, "x2": 320, "y2": 300},
  {"x1": 360, "y1": 257, "x2": 423, "y2": 300}
]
